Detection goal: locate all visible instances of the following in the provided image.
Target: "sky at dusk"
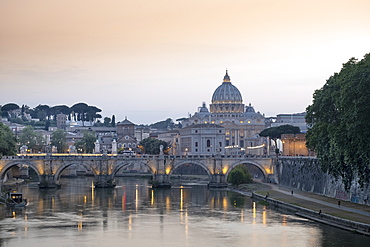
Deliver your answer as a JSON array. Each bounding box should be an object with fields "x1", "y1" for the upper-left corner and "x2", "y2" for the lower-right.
[{"x1": 1, "y1": 0, "x2": 370, "y2": 124}]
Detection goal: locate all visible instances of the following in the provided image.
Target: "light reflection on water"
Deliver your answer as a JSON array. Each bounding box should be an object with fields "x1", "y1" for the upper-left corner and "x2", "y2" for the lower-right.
[{"x1": 0, "y1": 177, "x2": 368, "y2": 247}]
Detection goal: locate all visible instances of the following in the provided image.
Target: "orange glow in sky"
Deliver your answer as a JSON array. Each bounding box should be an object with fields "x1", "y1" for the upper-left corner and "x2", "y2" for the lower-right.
[{"x1": 1, "y1": 0, "x2": 370, "y2": 123}]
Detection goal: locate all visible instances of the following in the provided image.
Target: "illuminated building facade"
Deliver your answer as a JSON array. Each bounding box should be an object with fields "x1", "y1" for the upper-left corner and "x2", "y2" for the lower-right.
[
  {"x1": 180, "y1": 71, "x2": 267, "y2": 155},
  {"x1": 179, "y1": 124, "x2": 225, "y2": 155},
  {"x1": 281, "y1": 133, "x2": 315, "y2": 156}
]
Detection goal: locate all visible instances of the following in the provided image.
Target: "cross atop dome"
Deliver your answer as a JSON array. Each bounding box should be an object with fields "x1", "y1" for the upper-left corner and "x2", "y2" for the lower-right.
[{"x1": 223, "y1": 70, "x2": 231, "y2": 83}]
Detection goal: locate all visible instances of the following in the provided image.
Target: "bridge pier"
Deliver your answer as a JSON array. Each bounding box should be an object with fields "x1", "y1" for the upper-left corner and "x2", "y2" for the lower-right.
[
  {"x1": 38, "y1": 175, "x2": 61, "y2": 189},
  {"x1": 151, "y1": 174, "x2": 171, "y2": 188},
  {"x1": 94, "y1": 175, "x2": 116, "y2": 188},
  {"x1": 208, "y1": 174, "x2": 228, "y2": 188}
]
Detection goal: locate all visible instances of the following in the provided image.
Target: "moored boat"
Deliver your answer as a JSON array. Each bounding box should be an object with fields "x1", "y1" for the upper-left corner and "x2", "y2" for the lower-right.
[{"x1": 5, "y1": 193, "x2": 27, "y2": 207}]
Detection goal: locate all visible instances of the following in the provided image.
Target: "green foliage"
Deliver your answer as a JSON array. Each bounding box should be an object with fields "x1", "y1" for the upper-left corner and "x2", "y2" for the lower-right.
[
  {"x1": 9, "y1": 117, "x2": 25, "y2": 124},
  {"x1": 18, "y1": 126, "x2": 45, "y2": 153},
  {"x1": 75, "y1": 131, "x2": 96, "y2": 153},
  {"x1": 306, "y1": 53, "x2": 370, "y2": 189},
  {"x1": 51, "y1": 129, "x2": 67, "y2": 153},
  {"x1": 139, "y1": 137, "x2": 168, "y2": 154},
  {"x1": 150, "y1": 118, "x2": 174, "y2": 130},
  {"x1": 1, "y1": 103, "x2": 20, "y2": 112},
  {"x1": 103, "y1": 117, "x2": 111, "y2": 126},
  {"x1": 259, "y1": 125, "x2": 301, "y2": 140},
  {"x1": 35, "y1": 104, "x2": 50, "y2": 120},
  {"x1": 0, "y1": 122, "x2": 17, "y2": 156},
  {"x1": 71, "y1": 103, "x2": 101, "y2": 125},
  {"x1": 111, "y1": 115, "x2": 116, "y2": 127},
  {"x1": 227, "y1": 165, "x2": 253, "y2": 186},
  {"x1": 49, "y1": 105, "x2": 71, "y2": 121}
]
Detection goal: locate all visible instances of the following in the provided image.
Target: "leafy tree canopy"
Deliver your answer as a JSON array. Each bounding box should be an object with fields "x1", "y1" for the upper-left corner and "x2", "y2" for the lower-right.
[
  {"x1": 51, "y1": 129, "x2": 67, "y2": 153},
  {"x1": 19, "y1": 126, "x2": 45, "y2": 153},
  {"x1": 75, "y1": 130, "x2": 96, "y2": 153},
  {"x1": 0, "y1": 122, "x2": 17, "y2": 157},
  {"x1": 150, "y1": 118, "x2": 174, "y2": 130},
  {"x1": 35, "y1": 104, "x2": 50, "y2": 112},
  {"x1": 227, "y1": 165, "x2": 253, "y2": 186},
  {"x1": 306, "y1": 53, "x2": 370, "y2": 189},
  {"x1": 139, "y1": 137, "x2": 168, "y2": 155},
  {"x1": 111, "y1": 115, "x2": 116, "y2": 127},
  {"x1": 260, "y1": 125, "x2": 301, "y2": 140},
  {"x1": 103, "y1": 117, "x2": 111, "y2": 126},
  {"x1": 1, "y1": 103, "x2": 20, "y2": 112}
]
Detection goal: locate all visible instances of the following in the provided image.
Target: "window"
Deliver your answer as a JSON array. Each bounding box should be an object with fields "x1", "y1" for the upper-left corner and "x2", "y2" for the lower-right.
[
  {"x1": 195, "y1": 142, "x2": 198, "y2": 147},
  {"x1": 240, "y1": 140, "x2": 244, "y2": 148},
  {"x1": 219, "y1": 142, "x2": 222, "y2": 147},
  {"x1": 207, "y1": 139, "x2": 211, "y2": 147},
  {"x1": 226, "y1": 140, "x2": 230, "y2": 146}
]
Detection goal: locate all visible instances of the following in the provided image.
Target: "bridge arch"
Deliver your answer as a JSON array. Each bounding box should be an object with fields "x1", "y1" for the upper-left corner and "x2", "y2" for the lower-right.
[
  {"x1": 53, "y1": 161, "x2": 98, "y2": 184},
  {"x1": 170, "y1": 160, "x2": 212, "y2": 177},
  {"x1": 0, "y1": 160, "x2": 42, "y2": 180},
  {"x1": 226, "y1": 160, "x2": 268, "y2": 181},
  {"x1": 112, "y1": 160, "x2": 154, "y2": 177}
]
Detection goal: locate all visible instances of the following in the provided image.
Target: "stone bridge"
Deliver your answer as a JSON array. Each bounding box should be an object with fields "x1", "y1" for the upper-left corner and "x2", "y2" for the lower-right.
[{"x1": 0, "y1": 154, "x2": 274, "y2": 188}]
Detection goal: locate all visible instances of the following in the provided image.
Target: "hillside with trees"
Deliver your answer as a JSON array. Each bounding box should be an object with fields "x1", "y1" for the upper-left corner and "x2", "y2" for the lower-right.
[{"x1": 0, "y1": 102, "x2": 103, "y2": 129}]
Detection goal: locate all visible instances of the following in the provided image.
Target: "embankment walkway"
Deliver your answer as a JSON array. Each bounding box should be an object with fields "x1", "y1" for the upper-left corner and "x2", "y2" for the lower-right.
[{"x1": 250, "y1": 183, "x2": 370, "y2": 235}]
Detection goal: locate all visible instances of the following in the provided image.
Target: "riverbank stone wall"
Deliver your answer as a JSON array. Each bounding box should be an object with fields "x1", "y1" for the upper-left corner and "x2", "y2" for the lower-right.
[{"x1": 277, "y1": 157, "x2": 370, "y2": 205}]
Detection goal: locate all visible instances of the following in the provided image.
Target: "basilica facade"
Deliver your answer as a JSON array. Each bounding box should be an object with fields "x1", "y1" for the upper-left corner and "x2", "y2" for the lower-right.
[{"x1": 180, "y1": 71, "x2": 268, "y2": 155}]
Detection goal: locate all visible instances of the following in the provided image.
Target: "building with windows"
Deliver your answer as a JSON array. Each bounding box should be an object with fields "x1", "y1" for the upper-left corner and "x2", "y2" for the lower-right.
[
  {"x1": 157, "y1": 130, "x2": 180, "y2": 155},
  {"x1": 116, "y1": 117, "x2": 138, "y2": 152},
  {"x1": 56, "y1": 113, "x2": 67, "y2": 130},
  {"x1": 271, "y1": 112, "x2": 308, "y2": 132},
  {"x1": 179, "y1": 124, "x2": 225, "y2": 155},
  {"x1": 180, "y1": 71, "x2": 268, "y2": 155},
  {"x1": 281, "y1": 133, "x2": 315, "y2": 156}
]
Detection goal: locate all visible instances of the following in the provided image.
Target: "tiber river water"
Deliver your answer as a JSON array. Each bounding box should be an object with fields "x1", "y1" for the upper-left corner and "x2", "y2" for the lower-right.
[{"x1": 0, "y1": 177, "x2": 369, "y2": 247}]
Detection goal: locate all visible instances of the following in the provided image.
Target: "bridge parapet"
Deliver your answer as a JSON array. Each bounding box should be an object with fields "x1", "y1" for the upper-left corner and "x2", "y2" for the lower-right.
[{"x1": 1, "y1": 154, "x2": 275, "y2": 189}]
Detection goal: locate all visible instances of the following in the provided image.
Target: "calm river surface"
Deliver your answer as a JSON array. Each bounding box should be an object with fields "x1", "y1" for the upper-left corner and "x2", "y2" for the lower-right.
[{"x1": 0, "y1": 177, "x2": 368, "y2": 247}]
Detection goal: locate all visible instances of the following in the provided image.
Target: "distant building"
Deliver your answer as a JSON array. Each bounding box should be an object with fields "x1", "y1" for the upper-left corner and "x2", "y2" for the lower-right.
[
  {"x1": 271, "y1": 112, "x2": 308, "y2": 132},
  {"x1": 179, "y1": 71, "x2": 267, "y2": 155},
  {"x1": 281, "y1": 133, "x2": 315, "y2": 156},
  {"x1": 56, "y1": 113, "x2": 67, "y2": 130},
  {"x1": 179, "y1": 124, "x2": 225, "y2": 155},
  {"x1": 157, "y1": 130, "x2": 180, "y2": 155},
  {"x1": 135, "y1": 127, "x2": 150, "y2": 142},
  {"x1": 116, "y1": 118, "x2": 139, "y2": 152}
]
